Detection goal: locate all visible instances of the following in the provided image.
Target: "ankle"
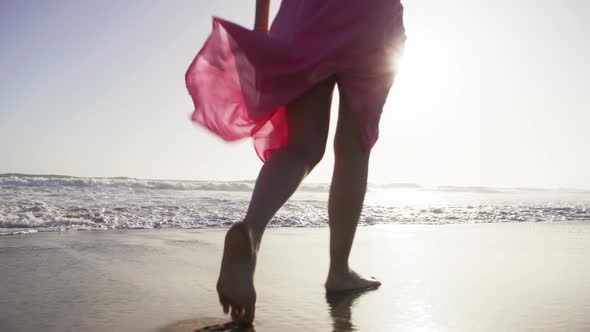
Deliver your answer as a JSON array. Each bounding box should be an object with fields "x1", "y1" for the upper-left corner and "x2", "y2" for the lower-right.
[
  {"x1": 240, "y1": 220, "x2": 263, "y2": 251},
  {"x1": 328, "y1": 263, "x2": 351, "y2": 276}
]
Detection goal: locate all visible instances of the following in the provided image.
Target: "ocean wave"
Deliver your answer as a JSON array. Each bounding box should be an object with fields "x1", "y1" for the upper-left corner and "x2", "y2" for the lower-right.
[
  {"x1": 2, "y1": 174, "x2": 589, "y2": 194},
  {"x1": 1, "y1": 198, "x2": 589, "y2": 234},
  {"x1": 1, "y1": 173, "x2": 589, "y2": 235},
  {"x1": 0, "y1": 174, "x2": 258, "y2": 192}
]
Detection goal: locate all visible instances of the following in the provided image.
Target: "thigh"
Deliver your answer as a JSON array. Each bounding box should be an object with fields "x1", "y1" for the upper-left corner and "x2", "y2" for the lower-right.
[
  {"x1": 335, "y1": 61, "x2": 398, "y2": 156},
  {"x1": 333, "y1": 89, "x2": 368, "y2": 157},
  {"x1": 285, "y1": 77, "x2": 337, "y2": 156}
]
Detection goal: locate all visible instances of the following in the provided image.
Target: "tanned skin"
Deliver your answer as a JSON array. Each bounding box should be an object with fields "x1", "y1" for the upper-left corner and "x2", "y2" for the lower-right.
[{"x1": 216, "y1": 1, "x2": 381, "y2": 327}]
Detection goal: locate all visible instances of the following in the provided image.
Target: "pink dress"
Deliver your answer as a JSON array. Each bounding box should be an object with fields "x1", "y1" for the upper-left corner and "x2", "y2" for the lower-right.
[{"x1": 186, "y1": 0, "x2": 406, "y2": 161}]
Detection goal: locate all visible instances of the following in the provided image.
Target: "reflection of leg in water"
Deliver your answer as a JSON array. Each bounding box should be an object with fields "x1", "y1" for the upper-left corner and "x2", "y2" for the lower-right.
[
  {"x1": 326, "y1": 289, "x2": 377, "y2": 332},
  {"x1": 193, "y1": 320, "x2": 256, "y2": 332},
  {"x1": 159, "y1": 318, "x2": 255, "y2": 332}
]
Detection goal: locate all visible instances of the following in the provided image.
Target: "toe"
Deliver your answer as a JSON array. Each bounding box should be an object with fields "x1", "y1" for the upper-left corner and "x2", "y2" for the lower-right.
[
  {"x1": 218, "y1": 294, "x2": 230, "y2": 314},
  {"x1": 243, "y1": 302, "x2": 255, "y2": 326},
  {"x1": 231, "y1": 307, "x2": 245, "y2": 322}
]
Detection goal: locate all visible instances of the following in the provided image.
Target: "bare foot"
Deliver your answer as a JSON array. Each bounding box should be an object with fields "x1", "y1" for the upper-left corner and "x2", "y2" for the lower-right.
[
  {"x1": 216, "y1": 223, "x2": 257, "y2": 327},
  {"x1": 325, "y1": 268, "x2": 381, "y2": 293}
]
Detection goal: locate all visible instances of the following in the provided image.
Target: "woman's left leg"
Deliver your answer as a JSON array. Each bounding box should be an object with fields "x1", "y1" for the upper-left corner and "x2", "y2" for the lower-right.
[{"x1": 245, "y1": 77, "x2": 337, "y2": 245}]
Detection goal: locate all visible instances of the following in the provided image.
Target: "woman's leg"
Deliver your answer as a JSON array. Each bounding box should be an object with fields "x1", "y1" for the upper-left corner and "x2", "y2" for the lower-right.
[
  {"x1": 245, "y1": 77, "x2": 336, "y2": 244},
  {"x1": 217, "y1": 78, "x2": 336, "y2": 325},
  {"x1": 325, "y1": 91, "x2": 381, "y2": 292}
]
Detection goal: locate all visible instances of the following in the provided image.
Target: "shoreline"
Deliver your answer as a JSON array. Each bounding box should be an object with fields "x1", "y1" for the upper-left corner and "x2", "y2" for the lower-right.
[
  {"x1": 1, "y1": 222, "x2": 589, "y2": 331},
  {"x1": 2, "y1": 219, "x2": 589, "y2": 236}
]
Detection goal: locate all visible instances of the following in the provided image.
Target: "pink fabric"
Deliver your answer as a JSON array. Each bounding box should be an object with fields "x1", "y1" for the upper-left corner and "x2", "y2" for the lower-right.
[{"x1": 186, "y1": 0, "x2": 406, "y2": 161}]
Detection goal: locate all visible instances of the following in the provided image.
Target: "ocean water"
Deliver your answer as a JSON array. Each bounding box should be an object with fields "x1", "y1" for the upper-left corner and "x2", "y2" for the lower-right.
[{"x1": 1, "y1": 174, "x2": 589, "y2": 235}]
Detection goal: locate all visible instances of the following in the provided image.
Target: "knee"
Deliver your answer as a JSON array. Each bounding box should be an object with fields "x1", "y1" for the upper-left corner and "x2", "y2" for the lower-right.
[
  {"x1": 333, "y1": 134, "x2": 348, "y2": 157},
  {"x1": 307, "y1": 147, "x2": 326, "y2": 169},
  {"x1": 286, "y1": 143, "x2": 326, "y2": 172},
  {"x1": 333, "y1": 111, "x2": 368, "y2": 159},
  {"x1": 333, "y1": 132, "x2": 369, "y2": 161}
]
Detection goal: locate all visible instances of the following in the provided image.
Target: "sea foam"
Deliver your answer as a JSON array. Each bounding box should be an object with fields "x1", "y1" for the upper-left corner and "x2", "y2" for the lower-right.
[{"x1": 1, "y1": 174, "x2": 589, "y2": 234}]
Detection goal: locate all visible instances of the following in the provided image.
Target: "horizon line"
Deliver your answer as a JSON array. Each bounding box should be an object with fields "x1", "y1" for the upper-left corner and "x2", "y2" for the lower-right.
[{"x1": 1, "y1": 172, "x2": 589, "y2": 193}]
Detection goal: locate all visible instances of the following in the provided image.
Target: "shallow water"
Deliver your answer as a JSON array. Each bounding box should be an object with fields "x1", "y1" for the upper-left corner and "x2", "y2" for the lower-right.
[
  {"x1": 1, "y1": 174, "x2": 589, "y2": 234},
  {"x1": 1, "y1": 223, "x2": 590, "y2": 331}
]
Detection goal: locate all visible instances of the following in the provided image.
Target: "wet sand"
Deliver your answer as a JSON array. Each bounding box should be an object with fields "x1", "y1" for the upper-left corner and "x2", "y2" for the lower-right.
[{"x1": 1, "y1": 222, "x2": 590, "y2": 331}]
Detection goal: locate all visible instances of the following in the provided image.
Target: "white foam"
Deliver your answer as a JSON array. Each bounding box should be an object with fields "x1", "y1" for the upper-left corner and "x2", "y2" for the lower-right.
[{"x1": 1, "y1": 174, "x2": 589, "y2": 234}]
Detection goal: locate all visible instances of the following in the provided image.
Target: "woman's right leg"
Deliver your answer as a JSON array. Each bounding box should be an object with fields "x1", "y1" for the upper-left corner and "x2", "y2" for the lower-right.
[
  {"x1": 216, "y1": 78, "x2": 336, "y2": 326},
  {"x1": 325, "y1": 91, "x2": 382, "y2": 292}
]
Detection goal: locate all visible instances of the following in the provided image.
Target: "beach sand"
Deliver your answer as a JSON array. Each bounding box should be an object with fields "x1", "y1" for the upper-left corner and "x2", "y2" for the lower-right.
[{"x1": 1, "y1": 222, "x2": 590, "y2": 331}]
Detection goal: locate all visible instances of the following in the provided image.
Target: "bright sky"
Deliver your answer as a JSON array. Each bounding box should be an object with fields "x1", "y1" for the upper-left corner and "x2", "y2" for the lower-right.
[{"x1": 1, "y1": 0, "x2": 589, "y2": 189}]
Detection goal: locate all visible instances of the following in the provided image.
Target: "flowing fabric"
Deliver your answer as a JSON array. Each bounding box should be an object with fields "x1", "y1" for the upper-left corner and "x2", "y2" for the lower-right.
[{"x1": 186, "y1": 0, "x2": 406, "y2": 161}]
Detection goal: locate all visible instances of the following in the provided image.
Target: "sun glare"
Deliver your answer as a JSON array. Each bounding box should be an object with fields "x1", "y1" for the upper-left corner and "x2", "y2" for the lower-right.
[
  {"x1": 372, "y1": 28, "x2": 469, "y2": 186},
  {"x1": 381, "y1": 28, "x2": 465, "y2": 140},
  {"x1": 394, "y1": 35, "x2": 459, "y2": 100}
]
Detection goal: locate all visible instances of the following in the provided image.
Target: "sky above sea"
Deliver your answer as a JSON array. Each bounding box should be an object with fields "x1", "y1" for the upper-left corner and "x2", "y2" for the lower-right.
[{"x1": 1, "y1": 0, "x2": 589, "y2": 189}]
